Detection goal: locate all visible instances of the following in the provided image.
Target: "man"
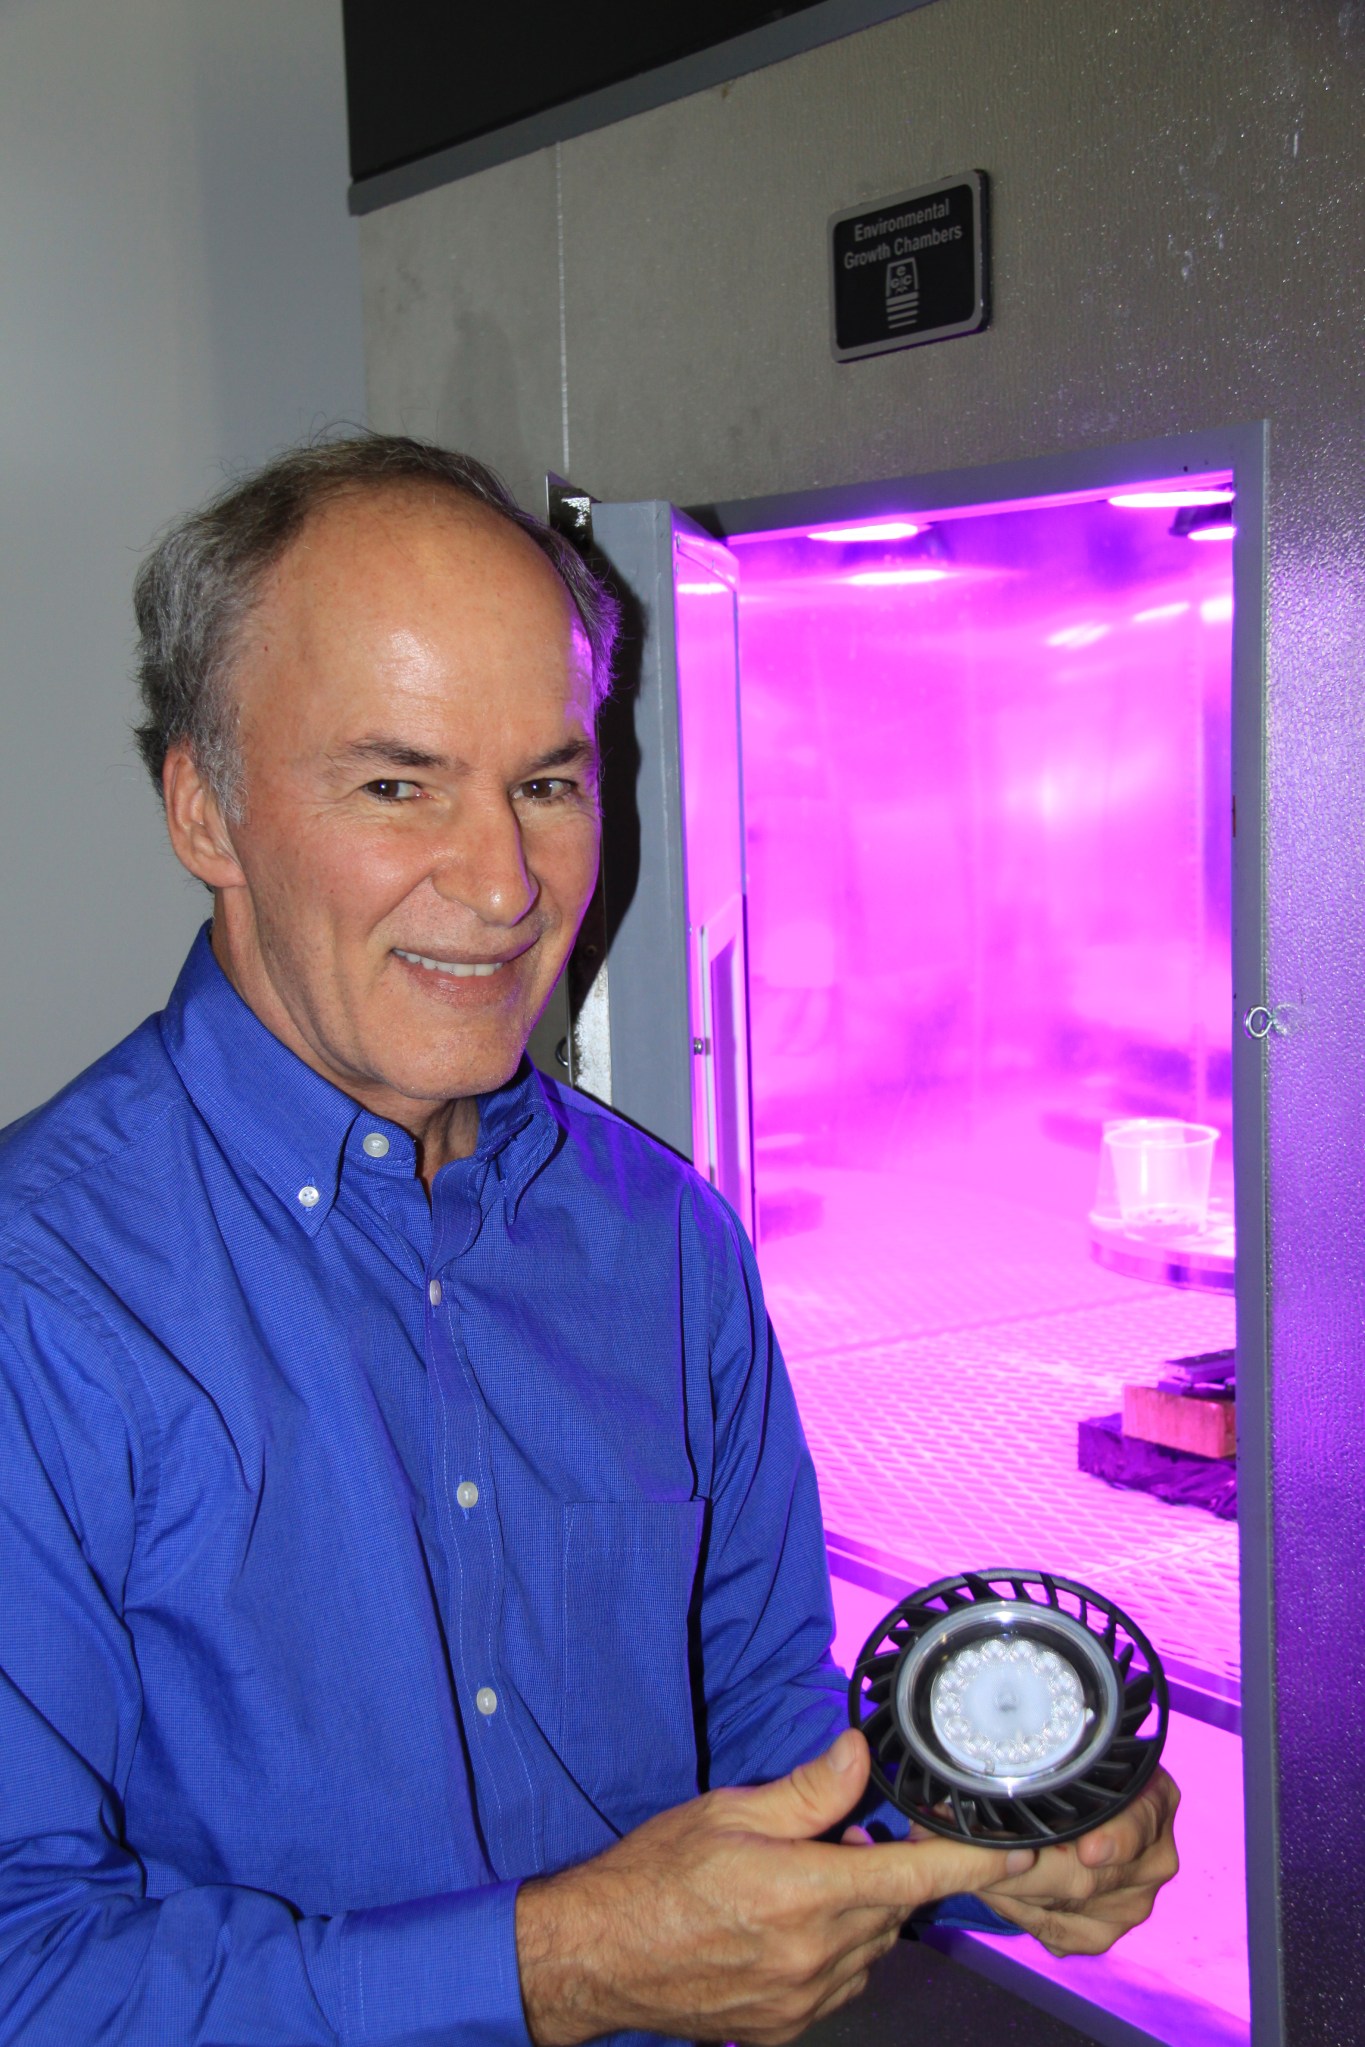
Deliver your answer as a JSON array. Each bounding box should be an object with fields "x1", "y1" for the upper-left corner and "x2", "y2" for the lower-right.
[{"x1": 0, "y1": 435, "x2": 1178, "y2": 2046}]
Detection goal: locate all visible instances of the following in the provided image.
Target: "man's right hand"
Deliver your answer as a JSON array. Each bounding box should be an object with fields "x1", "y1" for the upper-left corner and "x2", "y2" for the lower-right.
[{"x1": 514, "y1": 1727, "x2": 1033, "y2": 2045}]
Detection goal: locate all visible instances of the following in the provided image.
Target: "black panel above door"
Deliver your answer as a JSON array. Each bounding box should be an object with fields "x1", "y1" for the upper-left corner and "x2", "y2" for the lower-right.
[{"x1": 343, "y1": 0, "x2": 828, "y2": 184}]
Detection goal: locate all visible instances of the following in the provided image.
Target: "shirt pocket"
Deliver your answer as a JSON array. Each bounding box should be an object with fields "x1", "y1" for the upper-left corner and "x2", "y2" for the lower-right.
[{"x1": 557, "y1": 1498, "x2": 705, "y2": 1833}]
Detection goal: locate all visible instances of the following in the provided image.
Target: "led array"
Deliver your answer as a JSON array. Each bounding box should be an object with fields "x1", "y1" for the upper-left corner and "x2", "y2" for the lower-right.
[{"x1": 930, "y1": 1636, "x2": 1086, "y2": 1778}]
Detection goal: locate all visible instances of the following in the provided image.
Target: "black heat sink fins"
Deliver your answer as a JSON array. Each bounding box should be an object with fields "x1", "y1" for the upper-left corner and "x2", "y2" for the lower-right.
[{"x1": 847, "y1": 1568, "x2": 1169, "y2": 1848}]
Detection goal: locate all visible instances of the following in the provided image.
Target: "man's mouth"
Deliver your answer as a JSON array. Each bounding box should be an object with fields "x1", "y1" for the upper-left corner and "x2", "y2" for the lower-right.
[{"x1": 393, "y1": 948, "x2": 512, "y2": 980}]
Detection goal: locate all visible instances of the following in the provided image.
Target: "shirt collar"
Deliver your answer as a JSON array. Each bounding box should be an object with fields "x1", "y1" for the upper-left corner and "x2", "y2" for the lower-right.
[{"x1": 160, "y1": 925, "x2": 562, "y2": 1234}]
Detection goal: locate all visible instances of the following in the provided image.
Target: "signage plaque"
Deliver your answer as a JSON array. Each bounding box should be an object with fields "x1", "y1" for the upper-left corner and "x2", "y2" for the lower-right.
[{"x1": 829, "y1": 172, "x2": 989, "y2": 362}]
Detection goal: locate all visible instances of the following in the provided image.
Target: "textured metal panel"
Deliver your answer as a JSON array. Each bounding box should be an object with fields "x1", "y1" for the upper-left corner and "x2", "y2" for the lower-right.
[
  {"x1": 358, "y1": 149, "x2": 563, "y2": 514},
  {"x1": 1227, "y1": 436, "x2": 1278, "y2": 2047},
  {"x1": 1265, "y1": 478, "x2": 1365, "y2": 2037},
  {"x1": 360, "y1": 3, "x2": 1365, "y2": 2038},
  {"x1": 552, "y1": 2, "x2": 1363, "y2": 512}
]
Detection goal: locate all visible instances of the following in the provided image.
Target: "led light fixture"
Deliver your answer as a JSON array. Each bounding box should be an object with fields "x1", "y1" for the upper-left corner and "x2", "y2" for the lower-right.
[
  {"x1": 809, "y1": 521, "x2": 922, "y2": 543},
  {"x1": 1109, "y1": 488, "x2": 1233, "y2": 510},
  {"x1": 1132, "y1": 602, "x2": 1190, "y2": 625},
  {"x1": 848, "y1": 1569, "x2": 1168, "y2": 1846},
  {"x1": 847, "y1": 567, "x2": 949, "y2": 587},
  {"x1": 1170, "y1": 503, "x2": 1237, "y2": 542},
  {"x1": 1187, "y1": 517, "x2": 1237, "y2": 542},
  {"x1": 1046, "y1": 623, "x2": 1109, "y2": 649}
]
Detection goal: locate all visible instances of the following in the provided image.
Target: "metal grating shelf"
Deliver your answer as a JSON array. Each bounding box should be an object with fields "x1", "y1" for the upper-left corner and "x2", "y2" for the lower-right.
[{"x1": 761, "y1": 1171, "x2": 1241, "y2": 1691}]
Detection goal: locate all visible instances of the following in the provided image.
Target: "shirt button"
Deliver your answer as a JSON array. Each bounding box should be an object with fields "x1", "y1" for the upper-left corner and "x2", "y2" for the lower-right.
[
  {"x1": 297, "y1": 1185, "x2": 320, "y2": 1209},
  {"x1": 475, "y1": 1687, "x2": 498, "y2": 1717},
  {"x1": 456, "y1": 1480, "x2": 480, "y2": 1510},
  {"x1": 362, "y1": 1131, "x2": 390, "y2": 1158},
  {"x1": 428, "y1": 1279, "x2": 443, "y2": 1306}
]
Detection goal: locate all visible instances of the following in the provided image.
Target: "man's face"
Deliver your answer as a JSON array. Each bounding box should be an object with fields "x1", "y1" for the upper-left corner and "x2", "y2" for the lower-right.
[{"x1": 194, "y1": 488, "x2": 600, "y2": 1126}]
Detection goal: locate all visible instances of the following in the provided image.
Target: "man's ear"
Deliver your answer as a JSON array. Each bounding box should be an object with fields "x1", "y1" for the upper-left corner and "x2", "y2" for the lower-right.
[{"x1": 163, "y1": 744, "x2": 246, "y2": 892}]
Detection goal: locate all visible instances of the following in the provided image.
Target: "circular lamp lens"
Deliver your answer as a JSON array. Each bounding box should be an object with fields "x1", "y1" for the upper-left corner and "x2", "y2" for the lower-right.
[
  {"x1": 930, "y1": 1635, "x2": 1086, "y2": 1779},
  {"x1": 893, "y1": 1602, "x2": 1118, "y2": 1797},
  {"x1": 850, "y1": 1571, "x2": 1169, "y2": 1846}
]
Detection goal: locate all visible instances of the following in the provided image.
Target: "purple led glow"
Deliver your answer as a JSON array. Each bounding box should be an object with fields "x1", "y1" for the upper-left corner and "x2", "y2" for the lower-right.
[
  {"x1": 847, "y1": 566, "x2": 949, "y2": 586},
  {"x1": 829, "y1": 1577, "x2": 1248, "y2": 2025},
  {"x1": 1110, "y1": 489, "x2": 1235, "y2": 510},
  {"x1": 1189, "y1": 521, "x2": 1238, "y2": 542},
  {"x1": 723, "y1": 487, "x2": 1235, "y2": 1655},
  {"x1": 734, "y1": 496, "x2": 1233, "y2": 1190},
  {"x1": 1047, "y1": 621, "x2": 1110, "y2": 647},
  {"x1": 714, "y1": 484, "x2": 1240, "y2": 2025},
  {"x1": 810, "y1": 520, "x2": 922, "y2": 542}
]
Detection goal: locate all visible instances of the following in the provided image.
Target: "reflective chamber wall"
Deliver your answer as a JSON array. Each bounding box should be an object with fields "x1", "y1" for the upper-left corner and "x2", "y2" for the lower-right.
[{"x1": 728, "y1": 486, "x2": 1246, "y2": 2038}]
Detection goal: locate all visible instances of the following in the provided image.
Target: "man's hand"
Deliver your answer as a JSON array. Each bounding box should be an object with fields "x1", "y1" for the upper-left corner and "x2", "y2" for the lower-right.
[
  {"x1": 967, "y1": 1768, "x2": 1181, "y2": 1956},
  {"x1": 515, "y1": 1727, "x2": 1033, "y2": 2046}
]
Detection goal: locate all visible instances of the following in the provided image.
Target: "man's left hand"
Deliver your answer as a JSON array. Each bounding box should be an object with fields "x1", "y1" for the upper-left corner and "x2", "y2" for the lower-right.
[{"x1": 961, "y1": 1767, "x2": 1180, "y2": 1955}]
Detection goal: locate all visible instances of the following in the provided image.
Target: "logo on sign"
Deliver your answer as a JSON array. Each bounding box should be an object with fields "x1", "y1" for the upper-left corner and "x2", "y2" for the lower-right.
[
  {"x1": 885, "y1": 259, "x2": 920, "y2": 331},
  {"x1": 829, "y1": 173, "x2": 988, "y2": 362}
]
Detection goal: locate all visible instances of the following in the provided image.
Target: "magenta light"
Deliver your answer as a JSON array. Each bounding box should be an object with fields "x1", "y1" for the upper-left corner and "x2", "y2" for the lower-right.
[
  {"x1": 1110, "y1": 490, "x2": 1235, "y2": 510},
  {"x1": 1047, "y1": 622, "x2": 1110, "y2": 648},
  {"x1": 810, "y1": 521, "x2": 922, "y2": 543},
  {"x1": 731, "y1": 485, "x2": 1237, "y2": 1837},
  {"x1": 728, "y1": 487, "x2": 1240, "y2": 2047},
  {"x1": 1189, "y1": 521, "x2": 1237, "y2": 542},
  {"x1": 847, "y1": 566, "x2": 948, "y2": 587}
]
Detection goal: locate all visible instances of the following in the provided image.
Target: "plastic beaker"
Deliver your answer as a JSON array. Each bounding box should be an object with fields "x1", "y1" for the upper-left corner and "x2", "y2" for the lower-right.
[{"x1": 1102, "y1": 1119, "x2": 1219, "y2": 1236}]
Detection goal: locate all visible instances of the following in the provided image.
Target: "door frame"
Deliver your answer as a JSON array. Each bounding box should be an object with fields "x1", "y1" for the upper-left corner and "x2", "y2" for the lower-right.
[{"x1": 695, "y1": 423, "x2": 1275, "y2": 2047}]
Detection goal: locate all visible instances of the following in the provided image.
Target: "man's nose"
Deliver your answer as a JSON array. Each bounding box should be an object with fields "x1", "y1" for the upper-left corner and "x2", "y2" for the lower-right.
[{"x1": 429, "y1": 794, "x2": 539, "y2": 926}]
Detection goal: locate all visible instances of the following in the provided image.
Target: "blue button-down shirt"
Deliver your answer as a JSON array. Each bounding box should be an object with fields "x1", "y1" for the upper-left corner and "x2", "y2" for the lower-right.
[{"x1": 0, "y1": 928, "x2": 1001, "y2": 2047}]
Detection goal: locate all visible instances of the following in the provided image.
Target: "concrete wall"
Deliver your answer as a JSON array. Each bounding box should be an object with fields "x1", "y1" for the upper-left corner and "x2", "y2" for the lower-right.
[{"x1": 0, "y1": 0, "x2": 364, "y2": 1126}]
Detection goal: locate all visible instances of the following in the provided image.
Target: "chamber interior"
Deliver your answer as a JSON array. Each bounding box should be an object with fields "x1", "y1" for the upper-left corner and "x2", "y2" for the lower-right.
[
  {"x1": 728, "y1": 482, "x2": 1246, "y2": 2025},
  {"x1": 732, "y1": 485, "x2": 1236, "y2": 1682}
]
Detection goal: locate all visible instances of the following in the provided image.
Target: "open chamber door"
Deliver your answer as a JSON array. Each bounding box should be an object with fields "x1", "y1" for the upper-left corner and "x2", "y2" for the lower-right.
[
  {"x1": 553, "y1": 499, "x2": 754, "y2": 1238},
  {"x1": 542, "y1": 434, "x2": 1268, "y2": 2047}
]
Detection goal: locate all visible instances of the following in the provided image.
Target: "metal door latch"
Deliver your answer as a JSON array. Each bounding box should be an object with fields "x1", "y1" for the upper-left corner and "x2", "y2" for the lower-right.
[
  {"x1": 545, "y1": 473, "x2": 596, "y2": 545},
  {"x1": 1243, "y1": 1005, "x2": 1295, "y2": 1041}
]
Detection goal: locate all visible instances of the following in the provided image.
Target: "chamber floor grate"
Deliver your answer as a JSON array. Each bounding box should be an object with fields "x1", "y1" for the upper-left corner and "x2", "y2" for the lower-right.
[{"x1": 760, "y1": 1169, "x2": 1240, "y2": 1687}]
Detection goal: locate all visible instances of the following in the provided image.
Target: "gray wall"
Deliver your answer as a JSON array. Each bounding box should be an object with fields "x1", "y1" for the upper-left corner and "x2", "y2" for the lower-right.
[
  {"x1": 358, "y1": 5, "x2": 1365, "y2": 2042},
  {"x1": 0, "y1": 0, "x2": 364, "y2": 1126}
]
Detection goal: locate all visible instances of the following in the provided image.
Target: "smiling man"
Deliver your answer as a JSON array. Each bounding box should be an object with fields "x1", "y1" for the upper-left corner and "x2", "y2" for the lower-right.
[
  {"x1": 160, "y1": 465, "x2": 602, "y2": 1175},
  {"x1": 0, "y1": 436, "x2": 1178, "y2": 2047}
]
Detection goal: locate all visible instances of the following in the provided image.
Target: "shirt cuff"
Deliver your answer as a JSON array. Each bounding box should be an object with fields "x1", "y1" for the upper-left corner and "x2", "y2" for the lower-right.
[
  {"x1": 302, "y1": 1878, "x2": 531, "y2": 2045},
  {"x1": 912, "y1": 1892, "x2": 1020, "y2": 1934}
]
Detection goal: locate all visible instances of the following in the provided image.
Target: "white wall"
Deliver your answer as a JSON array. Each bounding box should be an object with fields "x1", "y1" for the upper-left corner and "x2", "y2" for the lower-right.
[{"x1": 0, "y1": 0, "x2": 364, "y2": 1125}]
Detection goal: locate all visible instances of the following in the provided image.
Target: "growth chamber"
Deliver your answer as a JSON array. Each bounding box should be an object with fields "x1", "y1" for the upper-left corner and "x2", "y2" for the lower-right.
[{"x1": 539, "y1": 427, "x2": 1267, "y2": 2047}]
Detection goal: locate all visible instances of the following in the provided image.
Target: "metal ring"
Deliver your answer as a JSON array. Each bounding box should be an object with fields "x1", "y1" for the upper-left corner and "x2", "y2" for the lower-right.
[
  {"x1": 891, "y1": 1601, "x2": 1120, "y2": 1799},
  {"x1": 1244, "y1": 1006, "x2": 1274, "y2": 1041}
]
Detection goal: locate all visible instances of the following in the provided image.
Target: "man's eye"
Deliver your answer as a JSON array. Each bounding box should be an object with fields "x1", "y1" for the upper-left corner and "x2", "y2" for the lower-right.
[
  {"x1": 364, "y1": 779, "x2": 421, "y2": 803},
  {"x1": 519, "y1": 777, "x2": 574, "y2": 803}
]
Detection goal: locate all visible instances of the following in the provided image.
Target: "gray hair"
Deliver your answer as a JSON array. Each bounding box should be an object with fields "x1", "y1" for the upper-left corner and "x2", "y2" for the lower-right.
[{"x1": 132, "y1": 431, "x2": 620, "y2": 818}]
